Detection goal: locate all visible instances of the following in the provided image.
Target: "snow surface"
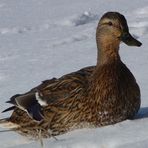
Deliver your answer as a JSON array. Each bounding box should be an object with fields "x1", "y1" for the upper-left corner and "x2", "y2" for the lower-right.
[{"x1": 0, "y1": 0, "x2": 148, "y2": 147}]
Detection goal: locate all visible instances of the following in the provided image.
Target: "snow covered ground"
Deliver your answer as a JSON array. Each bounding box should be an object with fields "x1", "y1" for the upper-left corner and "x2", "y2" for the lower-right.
[{"x1": 0, "y1": 0, "x2": 148, "y2": 147}]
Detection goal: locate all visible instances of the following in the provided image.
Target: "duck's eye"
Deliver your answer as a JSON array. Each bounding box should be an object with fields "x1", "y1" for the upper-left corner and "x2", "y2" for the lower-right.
[{"x1": 108, "y1": 22, "x2": 113, "y2": 26}]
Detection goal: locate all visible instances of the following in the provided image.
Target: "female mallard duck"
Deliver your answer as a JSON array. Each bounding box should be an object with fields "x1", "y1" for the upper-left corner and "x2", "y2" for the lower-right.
[{"x1": 0, "y1": 12, "x2": 142, "y2": 138}]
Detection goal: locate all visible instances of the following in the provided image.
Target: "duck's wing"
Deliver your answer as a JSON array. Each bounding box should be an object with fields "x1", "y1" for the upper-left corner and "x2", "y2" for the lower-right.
[{"x1": 2, "y1": 66, "x2": 95, "y2": 122}]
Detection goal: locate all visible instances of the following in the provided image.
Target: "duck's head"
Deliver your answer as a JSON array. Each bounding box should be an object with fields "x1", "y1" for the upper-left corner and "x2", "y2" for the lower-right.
[{"x1": 96, "y1": 12, "x2": 142, "y2": 48}]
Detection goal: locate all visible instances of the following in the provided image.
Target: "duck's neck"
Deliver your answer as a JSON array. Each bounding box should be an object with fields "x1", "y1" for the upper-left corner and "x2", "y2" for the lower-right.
[
  {"x1": 96, "y1": 33, "x2": 120, "y2": 66},
  {"x1": 87, "y1": 36, "x2": 121, "y2": 102}
]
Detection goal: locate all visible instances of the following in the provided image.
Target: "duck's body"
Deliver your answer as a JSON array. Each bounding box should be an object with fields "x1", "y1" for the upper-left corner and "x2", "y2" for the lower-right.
[{"x1": 1, "y1": 12, "x2": 142, "y2": 138}]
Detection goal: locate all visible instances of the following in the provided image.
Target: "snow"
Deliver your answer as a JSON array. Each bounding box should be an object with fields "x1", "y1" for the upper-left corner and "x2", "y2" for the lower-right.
[{"x1": 0, "y1": 0, "x2": 148, "y2": 147}]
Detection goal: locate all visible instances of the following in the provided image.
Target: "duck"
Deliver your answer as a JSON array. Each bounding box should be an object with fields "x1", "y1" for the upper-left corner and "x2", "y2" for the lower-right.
[{"x1": 0, "y1": 12, "x2": 142, "y2": 138}]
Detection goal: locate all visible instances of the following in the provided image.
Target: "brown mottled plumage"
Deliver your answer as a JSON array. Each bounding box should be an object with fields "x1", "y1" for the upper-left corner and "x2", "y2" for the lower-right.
[{"x1": 1, "y1": 12, "x2": 142, "y2": 138}]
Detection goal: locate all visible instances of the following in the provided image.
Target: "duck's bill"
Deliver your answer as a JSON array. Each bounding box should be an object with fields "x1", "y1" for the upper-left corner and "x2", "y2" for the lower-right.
[{"x1": 121, "y1": 32, "x2": 142, "y2": 47}]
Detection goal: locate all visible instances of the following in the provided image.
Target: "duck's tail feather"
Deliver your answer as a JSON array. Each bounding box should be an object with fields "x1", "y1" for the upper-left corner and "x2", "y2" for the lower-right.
[
  {"x1": 2, "y1": 106, "x2": 15, "y2": 113},
  {"x1": 0, "y1": 118, "x2": 9, "y2": 124},
  {"x1": 0, "y1": 129, "x2": 17, "y2": 133},
  {"x1": 0, "y1": 118, "x2": 19, "y2": 129}
]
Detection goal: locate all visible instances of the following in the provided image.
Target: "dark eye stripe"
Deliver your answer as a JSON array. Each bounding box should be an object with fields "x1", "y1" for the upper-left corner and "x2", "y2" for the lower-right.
[
  {"x1": 108, "y1": 22, "x2": 113, "y2": 26},
  {"x1": 102, "y1": 22, "x2": 113, "y2": 26},
  {"x1": 101, "y1": 22, "x2": 121, "y2": 30}
]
